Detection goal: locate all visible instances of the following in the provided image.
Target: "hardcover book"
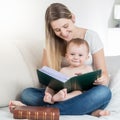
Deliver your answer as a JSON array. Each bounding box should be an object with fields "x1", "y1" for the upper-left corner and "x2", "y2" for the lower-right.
[
  {"x1": 13, "y1": 106, "x2": 60, "y2": 120},
  {"x1": 37, "y1": 66, "x2": 102, "y2": 92}
]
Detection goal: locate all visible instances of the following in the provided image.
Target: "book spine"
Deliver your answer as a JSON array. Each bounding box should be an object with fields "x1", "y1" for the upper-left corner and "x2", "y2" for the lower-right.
[{"x1": 13, "y1": 110, "x2": 59, "y2": 120}]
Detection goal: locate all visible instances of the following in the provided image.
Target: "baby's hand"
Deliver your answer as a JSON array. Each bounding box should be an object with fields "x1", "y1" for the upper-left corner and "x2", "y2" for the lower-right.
[{"x1": 75, "y1": 73, "x2": 82, "y2": 76}]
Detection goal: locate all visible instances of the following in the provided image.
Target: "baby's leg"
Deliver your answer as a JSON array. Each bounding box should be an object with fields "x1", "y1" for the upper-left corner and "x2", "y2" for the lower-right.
[
  {"x1": 64, "y1": 90, "x2": 82, "y2": 100},
  {"x1": 43, "y1": 92, "x2": 54, "y2": 104},
  {"x1": 9, "y1": 100, "x2": 26, "y2": 113},
  {"x1": 53, "y1": 90, "x2": 82, "y2": 102},
  {"x1": 52, "y1": 88, "x2": 67, "y2": 102}
]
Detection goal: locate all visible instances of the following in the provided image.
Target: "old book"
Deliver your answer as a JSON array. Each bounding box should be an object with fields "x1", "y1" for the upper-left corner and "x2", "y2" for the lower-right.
[
  {"x1": 13, "y1": 106, "x2": 60, "y2": 120},
  {"x1": 37, "y1": 66, "x2": 101, "y2": 92}
]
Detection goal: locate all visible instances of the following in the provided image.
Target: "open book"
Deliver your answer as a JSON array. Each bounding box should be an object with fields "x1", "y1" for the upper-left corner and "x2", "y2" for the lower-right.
[{"x1": 37, "y1": 66, "x2": 102, "y2": 92}]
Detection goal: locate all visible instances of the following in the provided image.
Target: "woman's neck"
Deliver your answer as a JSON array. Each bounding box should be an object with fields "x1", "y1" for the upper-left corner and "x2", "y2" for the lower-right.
[{"x1": 73, "y1": 26, "x2": 87, "y2": 39}]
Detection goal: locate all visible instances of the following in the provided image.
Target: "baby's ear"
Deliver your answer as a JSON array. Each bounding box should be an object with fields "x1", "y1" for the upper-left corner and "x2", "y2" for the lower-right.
[{"x1": 86, "y1": 55, "x2": 90, "y2": 60}]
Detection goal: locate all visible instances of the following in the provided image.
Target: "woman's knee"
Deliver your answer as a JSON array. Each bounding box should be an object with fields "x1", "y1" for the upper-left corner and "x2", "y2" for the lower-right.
[
  {"x1": 94, "y1": 85, "x2": 112, "y2": 100},
  {"x1": 21, "y1": 87, "x2": 46, "y2": 106},
  {"x1": 21, "y1": 88, "x2": 34, "y2": 104}
]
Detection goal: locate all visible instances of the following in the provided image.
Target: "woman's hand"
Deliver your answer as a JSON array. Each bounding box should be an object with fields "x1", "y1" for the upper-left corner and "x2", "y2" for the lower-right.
[
  {"x1": 93, "y1": 74, "x2": 109, "y2": 86},
  {"x1": 92, "y1": 49, "x2": 109, "y2": 86}
]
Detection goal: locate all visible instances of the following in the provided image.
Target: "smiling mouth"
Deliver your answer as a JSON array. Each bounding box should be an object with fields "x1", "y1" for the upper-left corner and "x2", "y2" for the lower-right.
[{"x1": 72, "y1": 61, "x2": 80, "y2": 63}]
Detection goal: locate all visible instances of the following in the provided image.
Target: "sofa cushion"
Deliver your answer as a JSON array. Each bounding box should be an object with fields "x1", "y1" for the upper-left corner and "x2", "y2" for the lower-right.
[
  {"x1": 0, "y1": 41, "x2": 34, "y2": 107},
  {"x1": 13, "y1": 39, "x2": 43, "y2": 87},
  {"x1": 105, "y1": 55, "x2": 120, "y2": 87}
]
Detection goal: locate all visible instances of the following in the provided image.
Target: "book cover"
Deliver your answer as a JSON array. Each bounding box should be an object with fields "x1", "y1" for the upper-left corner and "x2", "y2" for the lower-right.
[
  {"x1": 13, "y1": 106, "x2": 60, "y2": 120},
  {"x1": 37, "y1": 66, "x2": 102, "y2": 92}
]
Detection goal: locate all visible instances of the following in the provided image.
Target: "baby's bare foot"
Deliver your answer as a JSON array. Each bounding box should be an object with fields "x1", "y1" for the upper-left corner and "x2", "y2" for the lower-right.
[
  {"x1": 43, "y1": 92, "x2": 54, "y2": 104},
  {"x1": 91, "y1": 109, "x2": 110, "y2": 117},
  {"x1": 9, "y1": 100, "x2": 26, "y2": 113},
  {"x1": 52, "y1": 88, "x2": 67, "y2": 102}
]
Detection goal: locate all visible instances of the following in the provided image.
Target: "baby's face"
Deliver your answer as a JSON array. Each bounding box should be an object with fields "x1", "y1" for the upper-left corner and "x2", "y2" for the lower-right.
[{"x1": 66, "y1": 43, "x2": 89, "y2": 67}]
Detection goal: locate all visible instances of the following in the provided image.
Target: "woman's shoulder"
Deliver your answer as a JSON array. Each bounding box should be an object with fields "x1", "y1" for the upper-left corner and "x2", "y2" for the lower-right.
[
  {"x1": 85, "y1": 29, "x2": 102, "y2": 44},
  {"x1": 80, "y1": 28, "x2": 96, "y2": 34},
  {"x1": 84, "y1": 29, "x2": 103, "y2": 54},
  {"x1": 85, "y1": 29, "x2": 98, "y2": 37}
]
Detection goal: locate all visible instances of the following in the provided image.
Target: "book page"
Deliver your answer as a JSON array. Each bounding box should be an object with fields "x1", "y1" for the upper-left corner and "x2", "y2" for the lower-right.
[{"x1": 39, "y1": 66, "x2": 69, "y2": 82}]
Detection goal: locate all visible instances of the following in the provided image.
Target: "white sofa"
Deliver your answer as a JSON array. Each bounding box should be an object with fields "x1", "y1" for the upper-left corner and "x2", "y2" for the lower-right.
[{"x1": 1, "y1": 39, "x2": 120, "y2": 120}]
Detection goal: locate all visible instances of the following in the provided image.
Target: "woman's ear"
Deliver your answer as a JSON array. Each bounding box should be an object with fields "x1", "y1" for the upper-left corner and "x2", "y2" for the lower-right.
[{"x1": 71, "y1": 13, "x2": 75, "y2": 23}]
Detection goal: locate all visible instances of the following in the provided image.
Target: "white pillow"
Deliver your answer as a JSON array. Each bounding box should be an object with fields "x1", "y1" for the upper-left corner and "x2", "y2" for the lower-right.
[
  {"x1": 105, "y1": 55, "x2": 120, "y2": 86},
  {"x1": 105, "y1": 56, "x2": 120, "y2": 114},
  {"x1": 0, "y1": 41, "x2": 34, "y2": 107}
]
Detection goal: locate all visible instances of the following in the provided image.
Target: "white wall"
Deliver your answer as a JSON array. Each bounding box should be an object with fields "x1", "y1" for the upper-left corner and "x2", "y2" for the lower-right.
[
  {"x1": 0, "y1": 0, "x2": 117, "y2": 55},
  {"x1": 0, "y1": 0, "x2": 45, "y2": 41}
]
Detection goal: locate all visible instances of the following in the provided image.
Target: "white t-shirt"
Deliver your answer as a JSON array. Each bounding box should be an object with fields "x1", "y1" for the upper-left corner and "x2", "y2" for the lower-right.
[
  {"x1": 84, "y1": 29, "x2": 103, "y2": 65},
  {"x1": 85, "y1": 29, "x2": 103, "y2": 54}
]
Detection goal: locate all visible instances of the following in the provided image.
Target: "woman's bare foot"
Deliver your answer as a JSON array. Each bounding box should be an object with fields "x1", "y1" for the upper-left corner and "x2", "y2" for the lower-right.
[
  {"x1": 43, "y1": 92, "x2": 54, "y2": 104},
  {"x1": 9, "y1": 100, "x2": 26, "y2": 113},
  {"x1": 52, "y1": 88, "x2": 67, "y2": 102},
  {"x1": 91, "y1": 109, "x2": 110, "y2": 117}
]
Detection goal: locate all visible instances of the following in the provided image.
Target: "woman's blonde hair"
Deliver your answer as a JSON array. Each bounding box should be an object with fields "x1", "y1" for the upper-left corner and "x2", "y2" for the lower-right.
[{"x1": 45, "y1": 3, "x2": 72, "y2": 71}]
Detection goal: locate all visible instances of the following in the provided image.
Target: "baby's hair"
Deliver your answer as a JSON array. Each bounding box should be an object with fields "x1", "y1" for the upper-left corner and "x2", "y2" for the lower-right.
[{"x1": 66, "y1": 38, "x2": 89, "y2": 53}]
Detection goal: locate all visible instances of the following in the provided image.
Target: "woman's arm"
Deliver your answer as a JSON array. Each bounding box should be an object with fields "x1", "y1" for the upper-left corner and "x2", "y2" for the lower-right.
[
  {"x1": 92, "y1": 49, "x2": 109, "y2": 86},
  {"x1": 41, "y1": 48, "x2": 48, "y2": 67}
]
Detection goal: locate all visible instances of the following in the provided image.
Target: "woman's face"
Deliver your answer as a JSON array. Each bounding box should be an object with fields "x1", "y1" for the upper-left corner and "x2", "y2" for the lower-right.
[{"x1": 51, "y1": 18, "x2": 75, "y2": 42}]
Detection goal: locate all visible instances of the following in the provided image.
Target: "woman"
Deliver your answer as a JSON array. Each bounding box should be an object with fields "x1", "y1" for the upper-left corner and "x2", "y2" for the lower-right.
[{"x1": 9, "y1": 3, "x2": 111, "y2": 117}]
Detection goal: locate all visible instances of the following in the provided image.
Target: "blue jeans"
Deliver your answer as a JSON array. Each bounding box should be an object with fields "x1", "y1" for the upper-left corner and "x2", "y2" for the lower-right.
[{"x1": 21, "y1": 85, "x2": 111, "y2": 115}]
